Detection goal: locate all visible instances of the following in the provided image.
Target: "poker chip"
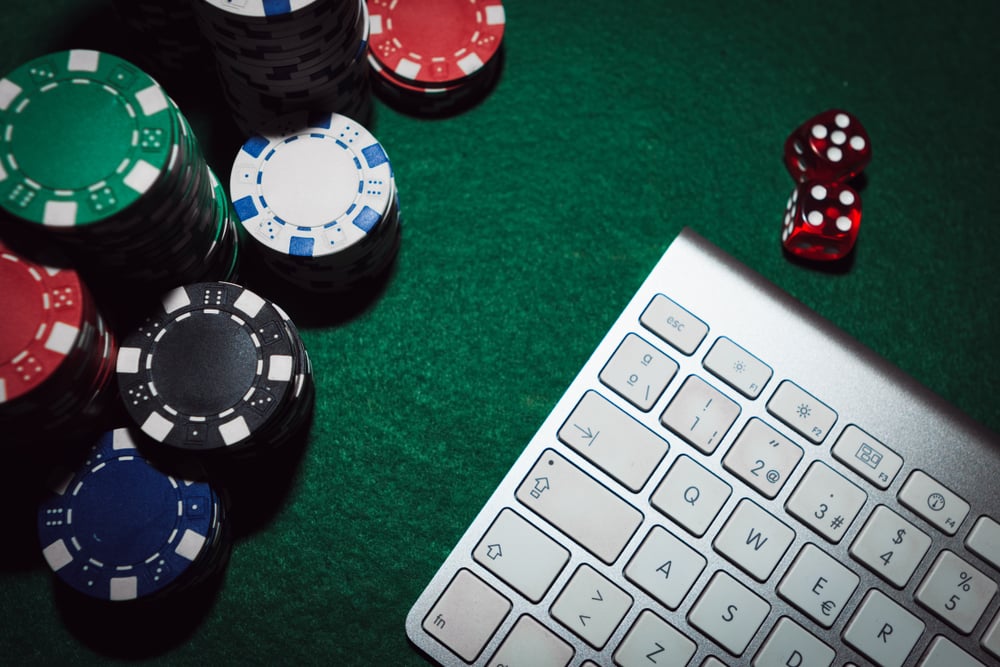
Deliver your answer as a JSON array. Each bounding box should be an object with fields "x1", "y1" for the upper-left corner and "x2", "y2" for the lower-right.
[
  {"x1": 193, "y1": 0, "x2": 373, "y2": 134},
  {"x1": 366, "y1": 0, "x2": 506, "y2": 116},
  {"x1": 0, "y1": 240, "x2": 117, "y2": 445},
  {"x1": 116, "y1": 282, "x2": 314, "y2": 456},
  {"x1": 229, "y1": 111, "x2": 401, "y2": 293},
  {"x1": 37, "y1": 427, "x2": 230, "y2": 602},
  {"x1": 0, "y1": 50, "x2": 238, "y2": 300},
  {"x1": 110, "y1": 0, "x2": 208, "y2": 76}
]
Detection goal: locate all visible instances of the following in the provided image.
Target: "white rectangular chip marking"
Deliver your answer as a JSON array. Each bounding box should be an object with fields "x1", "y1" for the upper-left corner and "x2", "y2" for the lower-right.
[
  {"x1": 234, "y1": 289, "x2": 265, "y2": 318},
  {"x1": 67, "y1": 49, "x2": 100, "y2": 72},
  {"x1": 457, "y1": 53, "x2": 484, "y2": 76},
  {"x1": 134, "y1": 83, "x2": 168, "y2": 116},
  {"x1": 124, "y1": 159, "x2": 160, "y2": 195},
  {"x1": 42, "y1": 539, "x2": 74, "y2": 571},
  {"x1": 43, "y1": 200, "x2": 78, "y2": 226},
  {"x1": 219, "y1": 416, "x2": 251, "y2": 446},
  {"x1": 161, "y1": 286, "x2": 192, "y2": 313},
  {"x1": 0, "y1": 379, "x2": 6, "y2": 402},
  {"x1": 142, "y1": 412, "x2": 175, "y2": 442},
  {"x1": 486, "y1": 5, "x2": 505, "y2": 24},
  {"x1": 0, "y1": 159, "x2": 7, "y2": 183},
  {"x1": 110, "y1": 576, "x2": 138, "y2": 601},
  {"x1": 0, "y1": 79, "x2": 22, "y2": 111},
  {"x1": 116, "y1": 346, "x2": 142, "y2": 374},
  {"x1": 369, "y1": 14, "x2": 383, "y2": 34},
  {"x1": 111, "y1": 428, "x2": 138, "y2": 452},
  {"x1": 44, "y1": 321, "x2": 78, "y2": 355},
  {"x1": 396, "y1": 58, "x2": 421, "y2": 81},
  {"x1": 175, "y1": 529, "x2": 207, "y2": 562},
  {"x1": 267, "y1": 354, "x2": 293, "y2": 382}
]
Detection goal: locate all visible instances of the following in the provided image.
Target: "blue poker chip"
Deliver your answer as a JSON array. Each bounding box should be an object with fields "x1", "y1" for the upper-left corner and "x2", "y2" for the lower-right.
[{"x1": 37, "y1": 428, "x2": 221, "y2": 601}]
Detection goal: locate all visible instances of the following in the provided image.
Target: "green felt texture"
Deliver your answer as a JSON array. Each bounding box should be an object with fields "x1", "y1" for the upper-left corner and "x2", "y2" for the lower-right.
[{"x1": 1, "y1": 1, "x2": 999, "y2": 664}]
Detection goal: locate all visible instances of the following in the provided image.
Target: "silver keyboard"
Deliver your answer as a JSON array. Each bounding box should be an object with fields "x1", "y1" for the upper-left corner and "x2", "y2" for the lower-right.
[{"x1": 405, "y1": 227, "x2": 1000, "y2": 667}]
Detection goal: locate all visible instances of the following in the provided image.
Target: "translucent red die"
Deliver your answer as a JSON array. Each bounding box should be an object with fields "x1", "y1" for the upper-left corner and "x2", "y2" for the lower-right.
[
  {"x1": 784, "y1": 110, "x2": 871, "y2": 184},
  {"x1": 781, "y1": 180, "x2": 862, "y2": 261}
]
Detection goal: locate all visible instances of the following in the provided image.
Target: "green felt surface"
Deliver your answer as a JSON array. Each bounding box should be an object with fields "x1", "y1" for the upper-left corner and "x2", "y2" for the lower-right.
[{"x1": 2, "y1": 1, "x2": 999, "y2": 664}]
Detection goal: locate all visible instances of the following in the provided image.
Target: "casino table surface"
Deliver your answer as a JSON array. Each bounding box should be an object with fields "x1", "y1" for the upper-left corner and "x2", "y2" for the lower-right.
[{"x1": 1, "y1": 1, "x2": 998, "y2": 665}]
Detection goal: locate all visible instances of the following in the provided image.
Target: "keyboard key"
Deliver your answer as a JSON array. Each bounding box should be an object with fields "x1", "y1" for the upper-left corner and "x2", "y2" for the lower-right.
[
  {"x1": 703, "y1": 336, "x2": 773, "y2": 399},
  {"x1": 487, "y1": 615, "x2": 575, "y2": 667},
  {"x1": 785, "y1": 461, "x2": 867, "y2": 543},
  {"x1": 843, "y1": 589, "x2": 925, "y2": 667},
  {"x1": 776, "y1": 543, "x2": 860, "y2": 628},
  {"x1": 650, "y1": 454, "x2": 732, "y2": 537},
  {"x1": 766, "y1": 380, "x2": 837, "y2": 444},
  {"x1": 558, "y1": 390, "x2": 669, "y2": 492},
  {"x1": 915, "y1": 550, "x2": 998, "y2": 634},
  {"x1": 551, "y1": 564, "x2": 632, "y2": 649},
  {"x1": 422, "y1": 569, "x2": 511, "y2": 662},
  {"x1": 701, "y1": 658, "x2": 729, "y2": 667},
  {"x1": 898, "y1": 470, "x2": 970, "y2": 536},
  {"x1": 472, "y1": 509, "x2": 570, "y2": 602},
  {"x1": 516, "y1": 449, "x2": 643, "y2": 564},
  {"x1": 752, "y1": 616, "x2": 835, "y2": 667},
  {"x1": 661, "y1": 375, "x2": 741, "y2": 454},
  {"x1": 599, "y1": 333, "x2": 679, "y2": 411},
  {"x1": 640, "y1": 294, "x2": 708, "y2": 355},
  {"x1": 849, "y1": 505, "x2": 932, "y2": 588},
  {"x1": 688, "y1": 570, "x2": 771, "y2": 656},
  {"x1": 713, "y1": 498, "x2": 796, "y2": 582},
  {"x1": 614, "y1": 609, "x2": 697, "y2": 667},
  {"x1": 722, "y1": 417, "x2": 803, "y2": 499},
  {"x1": 918, "y1": 635, "x2": 986, "y2": 667},
  {"x1": 982, "y1": 609, "x2": 1000, "y2": 659},
  {"x1": 831, "y1": 425, "x2": 903, "y2": 489},
  {"x1": 624, "y1": 525, "x2": 707, "y2": 610},
  {"x1": 966, "y1": 516, "x2": 1000, "y2": 570}
]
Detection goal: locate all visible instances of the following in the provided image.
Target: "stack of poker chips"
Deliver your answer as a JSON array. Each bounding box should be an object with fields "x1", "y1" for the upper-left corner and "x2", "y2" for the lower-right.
[
  {"x1": 229, "y1": 111, "x2": 400, "y2": 293},
  {"x1": 366, "y1": 0, "x2": 506, "y2": 116},
  {"x1": 192, "y1": 0, "x2": 373, "y2": 134},
  {"x1": 116, "y1": 282, "x2": 314, "y2": 459},
  {"x1": 37, "y1": 427, "x2": 231, "y2": 603},
  {"x1": 0, "y1": 240, "x2": 117, "y2": 446},
  {"x1": 0, "y1": 50, "x2": 239, "y2": 302},
  {"x1": 110, "y1": 0, "x2": 208, "y2": 76}
]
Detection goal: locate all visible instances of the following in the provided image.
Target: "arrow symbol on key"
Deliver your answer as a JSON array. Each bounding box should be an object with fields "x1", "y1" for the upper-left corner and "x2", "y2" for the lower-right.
[
  {"x1": 573, "y1": 424, "x2": 599, "y2": 446},
  {"x1": 579, "y1": 615, "x2": 590, "y2": 626},
  {"x1": 592, "y1": 590, "x2": 603, "y2": 602}
]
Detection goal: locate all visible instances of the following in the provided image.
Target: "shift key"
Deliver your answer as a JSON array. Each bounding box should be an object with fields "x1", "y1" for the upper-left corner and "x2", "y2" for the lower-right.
[{"x1": 516, "y1": 449, "x2": 643, "y2": 564}]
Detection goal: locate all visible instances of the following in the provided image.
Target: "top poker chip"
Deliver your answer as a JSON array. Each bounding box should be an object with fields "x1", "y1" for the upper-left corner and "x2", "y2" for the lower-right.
[
  {"x1": 368, "y1": 0, "x2": 506, "y2": 86},
  {"x1": 0, "y1": 49, "x2": 175, "y2": 227}
]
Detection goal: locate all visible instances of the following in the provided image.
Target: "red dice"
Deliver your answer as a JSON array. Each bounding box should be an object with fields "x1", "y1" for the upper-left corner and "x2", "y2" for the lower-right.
[
  {"x1": 784, "y1": 109, "x2": 871, "y2": 184},
  {"x1": 781, "y1": 181, "x2": 861, "y2": 262}
]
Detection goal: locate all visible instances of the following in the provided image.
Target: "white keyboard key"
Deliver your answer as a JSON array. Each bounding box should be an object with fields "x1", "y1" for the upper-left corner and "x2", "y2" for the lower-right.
[
  {"x1": 918, "y1": 635, "x2": 986, "y2": 667},
  {"x1": 752, "y1": 616, "x2": 835, "y2": 667},
  {"x1": 898, "y1": 470, "x2": 970, "y2": 536},
  {"x1": 487, "y1": 615, "x2": 575, "y2": 667},
  {"x1": 785, "y1": 461, "x2": 867, "y2": 543},
  {"x1": 688, "y1": 570, "x2": 771, "y2": 656},
  {"x1": 722, "y1": 418, "x2": 803, "y2": 499},
  {"x1": 661, "y1": 375, "x2": 741, "y2": 454},
  {"x1": 849, "y1": 505, "x2": 932, "y2": 588},
  {"x1": 831, "y1": 425, "x2": 903, "y2": 489},
  {"x1": 966, "y1": 516, "x2": 1000, "y2": 570},
  {"x1": 915, "y1": 549, "x2": 998, "y2": 634},
  {"x1": 701, "y1": 658, "x2": 729, "y2": 667},
  {"x1": 982, "y1": 609, "x2": 1000, "y2": 659},
  {"x1": 516, "y1": 449, "x2": 643, "y2": 564},
  {"x1": 422, "y1": 569, "x2": 511, "y2": 662},
  {"x1": 776, "y1": 543, "x2": 860, "y2": 628},
  {"x1": 599, "y1": 333, "x2": 679, "y2": 411},
  {"x1": 703, "y1": 336, "x2": 773, "y2": 399},
  {"x1": 650, "y1": 454, "x2": 732, "y2": 537},
  {"x1": 624, "y1": 525, "x2": 707, "y2": 610},
  {"x1": 713, "y1": 498, "x2": 796, "y2": 582},
  {"x1": 551, "y1": 564, "x2": 632, "y2": 649},
  {"x1": 766, "y1": 380, "x2": 837, "y2": 444},
  {"x1": 614, "y1": 609, "x2": 697, "y2": 667},
  {"x1": 472, "y1": 509, "x2": 570, "y2": 602},
  {"x1": 843, "y1": 589, "x2": 925, "y2": 667},
  {"x1": 558, "y1": 390, "x2": 669, "y2": 492},
  {"x1": 640, "y1": 294, "x2": 708, "y2": 355}
]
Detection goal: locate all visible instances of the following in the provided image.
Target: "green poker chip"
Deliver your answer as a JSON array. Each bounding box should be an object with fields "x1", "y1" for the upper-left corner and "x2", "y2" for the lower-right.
[{"x1": 0, "y1": 49, "x2": 176, "y2": 227}]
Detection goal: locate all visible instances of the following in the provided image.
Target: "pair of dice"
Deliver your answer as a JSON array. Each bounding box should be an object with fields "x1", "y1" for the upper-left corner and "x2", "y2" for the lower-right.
[{"x1": 781, "y1": 110, "x2": 871, "y2": 261}]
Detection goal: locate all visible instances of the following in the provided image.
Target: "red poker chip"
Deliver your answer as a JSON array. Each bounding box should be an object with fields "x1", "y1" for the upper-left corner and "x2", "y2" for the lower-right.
[
  {"x1": 367, "y1": 0, "x2": 506, "y2": 86},
  {"x1": 0, "y1": 242, "x2": 88, "y2": 405}
]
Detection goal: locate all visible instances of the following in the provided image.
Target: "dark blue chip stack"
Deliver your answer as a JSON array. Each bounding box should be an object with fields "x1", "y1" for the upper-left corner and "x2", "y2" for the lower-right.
[{"x1": 37, "y1": 427, "x2": 230, "y2": 602}]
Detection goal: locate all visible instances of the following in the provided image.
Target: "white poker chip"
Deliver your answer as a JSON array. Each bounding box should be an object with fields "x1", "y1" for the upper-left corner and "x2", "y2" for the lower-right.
[
  {"x1": 199, "y1": 0, "x2": 322, "y2": 18},
  {"x1": 230, "y1": 111, "x2": 394, "y2": 258}
]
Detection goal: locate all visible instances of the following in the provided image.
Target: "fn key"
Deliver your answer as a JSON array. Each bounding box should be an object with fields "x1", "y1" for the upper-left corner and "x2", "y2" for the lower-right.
[{"x1": 422, "y1": 569, "x2": 511, "y2": 662}]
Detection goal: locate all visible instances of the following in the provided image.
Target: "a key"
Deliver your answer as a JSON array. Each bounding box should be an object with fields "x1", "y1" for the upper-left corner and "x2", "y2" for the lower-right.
[
  {"x1": 918, "y1": 635, "x2": 986, "y2": 667},
  {"x1": 914, "y1": 550, "x2": 998, "y2": 634},
  {"x1": 766, "y1": 380, "x2": 837, "y2": 444},
  {"x1": 831, "y1": 425, "x2": 903, "y2": 489},
  {"x1": 898, "y1": 470, "x2": 970, "y2": 536},
  {"x1": 472, "y1": 509, "x2": 570, "y2": 602},
  {"x1": 614, "y1": 609, "x2": 698, "y2": 667},
  {"x1": 966, "y1": 516, "x2": 1000, "y2": 570},
  {"x1": 722, "y1": 417, "x2": 803, "y2": 499},
  {"x1": 785, "y1": 461, "x2": 867, "y2": 543},
  {"x1": 421, "y1": 569, "x2": 511, "y2": 663},
  {"x1": 752, "y1": 616, "x2": 835, "y2": 667},
  {"x1": 713, "y1": 498, "x2": 796, "y2": 582},
  {"x1": 599, "y1": 333, "x2": 678, "y2": 411},
  {"x1": 550, "y1": 564, "x2": 632, "y2": 650},
  {"x1": 702, "y1": 336, "x2": 773, "y2": 399},
  {"x1": 688, "y1": 570, "x2": 771, "y2": 656},
  {"x1": 624, "y1": 525, "x2": 707, "y2": 610},
  {"x1": 842, "y1": 589, "x2": 925, "y2": 667},
  {"x1": 776, "y1": 543, "x2": 859, "y2": 628},
  {"x1": 661, "y1": 375, "x2": 741, "y2": 454},
  {"x1": 650, "y1": 454, "x2": 732, "y2": 537},
  {"x1": 640, "y1": 294, "x2": 708, "y2": 355},
  {"x1": 849, "y1": 505, "x2": 932, "y2": 588},
  {"x1": 486, "y1": 615, "x2": 574, "y2": 667}
]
